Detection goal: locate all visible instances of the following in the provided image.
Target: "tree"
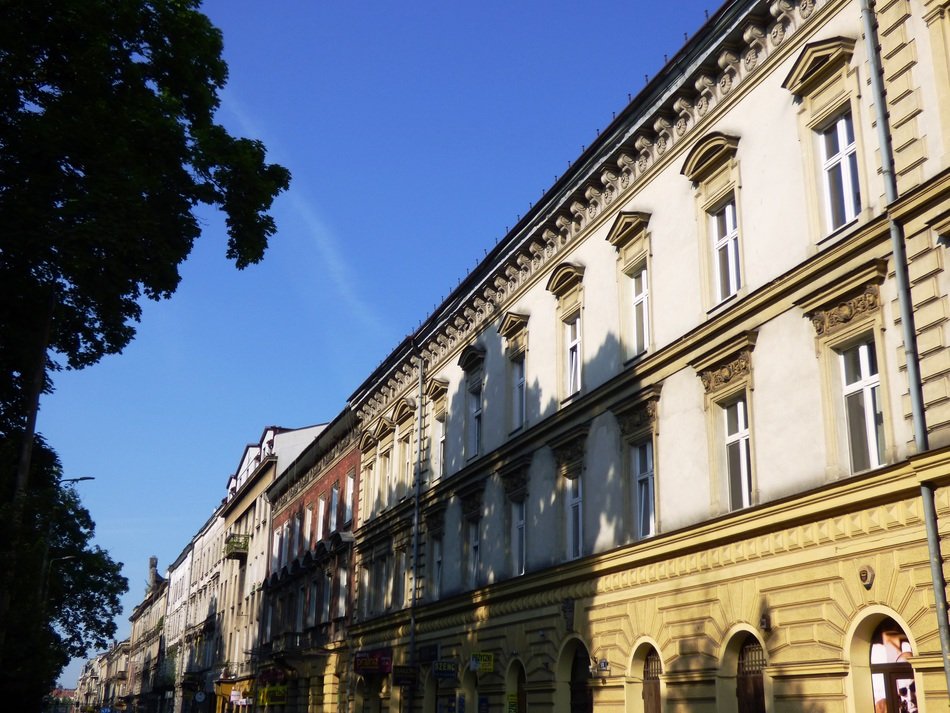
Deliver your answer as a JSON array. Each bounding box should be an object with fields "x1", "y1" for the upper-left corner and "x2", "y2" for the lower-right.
[
  {"x1": 0, "y1": 0, "x2": 290, "y2": 641},
  {"x1": 0, "y1": 435, "x2": 127, "y2": 708}
]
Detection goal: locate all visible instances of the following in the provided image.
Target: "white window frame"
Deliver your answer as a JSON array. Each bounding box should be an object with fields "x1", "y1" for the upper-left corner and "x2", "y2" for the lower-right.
[
  {"x1": 840, "y1": 339, "x2": 884, "y2": 473},
  {"x1": 304, "y1": 506, "x2": 313, "y2": 550},
  {"x1": 631, "y1": 440, "x2": 655, "y2": 539},
  {"x1": 724, "y1": 396, "x2": 752, "y2": 510},
  {"x1": 511, "y1": 354, "x2": 526, "y2": 432},
  {"x1": 344, "y1": 472, "x2": 354, "y2": 525},
  {"x1": 435, "y1": 414, "x2": 446, "y2": 480},
  {"x1": 630, "y1": 264, "x2": 650, "y2": 357},
  {"x1": 379, "y1": 450, "x2": 392, "y2": 509},
  {"x1": 336, "y1": 564, "x2": 348, "y2": 618},
  {"x1": 467, "y1": 383, "x2": 483, "y2": 459},
  {"x1": 431, "y1": 537, "x2": 443, "y2": 599},
  {"x1": 820, "y1": 111, "x2": 861, "y2": 233},
  {"x1": 565, "y1": 313, "x2": 582, "y2": 396},
  {"x1": 329, "y1": 483, "x2": 339, "y2": 533},
  {"x1": 401, "y1": 434, "x2": 413, "y2": 497},
  {"x1": 567, "y1": 477, "x2": 583, "y2": 560},
  {"x1": 711, "y1": 198, "x2": 741, "y2": 303},
  {"x1": 512, "y1": 500, "x2": 526, "y2": 576},
  {"x1": 468, "y1": 521, "x2": 480, "y2": 588},
  {"x1": 321, "y1": 571, "x2": 332, "y2": 623},
  {"x1": 316, "y1": 497, "x2": 326, "y2": 542}
]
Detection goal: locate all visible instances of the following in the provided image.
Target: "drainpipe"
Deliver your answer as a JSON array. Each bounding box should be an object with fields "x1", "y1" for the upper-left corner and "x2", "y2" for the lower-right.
[
  {"x1": 407, "y1": 343, "x2": 427, "y2": 713},
  {"x1": 860, "y1": 0, "x2": 950, "y2": 691}
]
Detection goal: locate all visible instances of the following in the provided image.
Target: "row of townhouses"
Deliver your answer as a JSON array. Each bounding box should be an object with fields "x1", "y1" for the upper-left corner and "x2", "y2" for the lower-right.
[{"x1": 77, "y1": 1, "x2": 950, "y2": 712}]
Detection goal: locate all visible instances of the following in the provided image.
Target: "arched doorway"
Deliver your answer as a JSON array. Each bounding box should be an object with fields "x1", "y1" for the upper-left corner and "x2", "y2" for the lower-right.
[
  {"x1": 870, "y1": 618, "x2": 916, "y2": 713},
  {"x1": 423, "y1": 669, "x2": 438, "y2": 713},
  {"x1": 460, "y1": 668, "x2": 478, "y2": 713},
  {"x1": 736, "y1": 634, "x2": 766, "y2": 713},
  {"x1": 505, "y1": 660, "x2": 526, "y2": 713},
  {"x1": 569, "y1": 647, "x2": 592, "y2": 713},
  {"x1": 642, "y1": 649, "x2": 661, "y2": 713}
]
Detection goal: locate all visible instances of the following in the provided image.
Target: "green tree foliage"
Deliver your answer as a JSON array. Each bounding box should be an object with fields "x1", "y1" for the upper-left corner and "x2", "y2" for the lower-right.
[
  {"x1": 0, "y1": 0, "x2": 291, "y2": 430},
  {"x1": 0, "y1": 435, "x2": 127, "y2": 708}
]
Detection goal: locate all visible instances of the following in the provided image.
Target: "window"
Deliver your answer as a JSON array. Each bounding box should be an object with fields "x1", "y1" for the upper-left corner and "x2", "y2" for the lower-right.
[
  {"x1": 271, "y1": 531, "x2": 280, "y2": 573},
  {"x1": 400, "y1": 434, "x2": 412, "y2": 497},
  {"x1": 630, "y1": 265, "x2": 649, "y2": 356},
  {"x1": 736, "y1": 635, "x2": 766, "y2": 713},
  {"x1": 321, "y1": 571, "x2": 332, "y2": 623},
  {"x1": 393, "y1": 552, "x2": 405, "y2": 608},
  {"x1": 336, "y1": 564, "x2": 348, "y2": 618},
  {"x1": 820, "y1": 111, "x2": 860, "y2": 232},
  {"x1": 631, "y1": 441, "x2": 655, "y2": 539},
  {"x1": 467, "y1": 383, "x2": 482, "y2": 459},
  {"x1": 291, "y1": 514, "x2": 301, "y2": 559},
  {"x1": 870, "y1": 618, "x2": 916, "y2": 713},
  {"x1": 567, "y1": 477, "x2": 583, "y2": 560},
  {"x1": 295, "y1": 585, "x2": 305, "y2": 632},
  {"x1": 712, "y1": 198, "x2": 740, "y2": 302},
  {"x1": 280, "y1": 523, "x2": 290, "y2": 568},
  {"x1": 431, "y1": 537, "x2": 443, "y2": 599},
  {"x1": 436, "y1": 414, "x2": 446, "y2": 479},
  {"x1": 840, "y1": 339, "x2": 884, "y2": 472},
  {"x1": 512, "y1": 500, "x2": 526, "y2": 576},
  {"x1": 344, "y1": 472, "x2": 354, "y2": 525},
  {"x1": 546, "y1": 263, "x2": 585, "y2": 401},
  {"x1": 329, "y1": 483, "x2": 339, "y2": 533},
  {"x1": 379, "y1": 450, "x2": 392, "y2": 509},
  {"x1": 361, "y1": 462, "x2": 374, "y2": 520},
  {"x1": 511, "y1": 354, "x2": 526, "y2": 432},
  {"x1": 316, "y1": 497, "x2": 326, "y2": 542},
  {"x1": 468, "y1": 521, "x2": 480, "y2": 588},
  {"x1": 304, "y1": 506, "x2": 313, "y2": 549},
  {"x1": 307, "y1": 578, "x2": 318, "y2": 627},
  {"x1": 724, "y1": 397, "x2": 752, "y2": 511}
]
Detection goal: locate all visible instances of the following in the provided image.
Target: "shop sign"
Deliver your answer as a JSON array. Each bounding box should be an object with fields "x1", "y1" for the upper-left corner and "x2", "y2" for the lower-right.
[
  {"x1": 469, "y1": 653, "x2": 493, "y2": 673},
  {"x1": 432, "y1": 660, "x2": 459, "y2": 681},
  {"x1": 354, "y1": 648, "x2": 393, "y2": 675},
  {"x1": 507, "y1": 694, "x2": 519, "y2": 713},
  {"x1": 392, "y1": 665, "x2": 417, "y2": 687},
  {"x1": 258, "y1": 684, "x2": 287, "y2": 706}
]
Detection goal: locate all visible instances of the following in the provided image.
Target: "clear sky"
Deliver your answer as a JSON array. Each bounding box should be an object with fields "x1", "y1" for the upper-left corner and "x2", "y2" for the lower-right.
[{"x1": 44, "y1": 0, "x2": 716, "y2": 686}]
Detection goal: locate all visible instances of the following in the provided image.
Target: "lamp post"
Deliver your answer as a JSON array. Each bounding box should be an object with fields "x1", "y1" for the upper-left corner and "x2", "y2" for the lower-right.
[
  {"x1": 41, "y1": 477, "x2": 95, "y2": 608},
  {"x1": 42, "y1": 555, "x2": 77, "y2": 610}
]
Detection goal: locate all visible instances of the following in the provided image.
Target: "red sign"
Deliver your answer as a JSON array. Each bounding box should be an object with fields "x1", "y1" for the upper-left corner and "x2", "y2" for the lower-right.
[{"x1": 354, "y1": 648, "x2": 393, "y2": 675}]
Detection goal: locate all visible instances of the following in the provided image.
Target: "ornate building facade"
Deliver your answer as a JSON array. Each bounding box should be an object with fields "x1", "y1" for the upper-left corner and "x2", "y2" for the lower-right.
[{"x1": 345, "y1": 1, "x2": 950, "y2": 712}]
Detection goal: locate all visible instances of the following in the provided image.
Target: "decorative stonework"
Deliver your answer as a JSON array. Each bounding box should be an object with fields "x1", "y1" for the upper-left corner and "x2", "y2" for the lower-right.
[
  {"x1": 497, "y1": 455, "x2": 533, "y2": 503},
  {"x1": 424, "y1": 502, "x2": 447, "y2": 538},
  {"x1": 700, "y1": 350, "x2": 754, "y2": 394},
  {"x1": 272, "y1": 428, "x2": 358, "y2": 512},
  {"x1": 353, "y1": 0, "x2": 827, "y2": 434},
  {"x1": 807, "y1": 285, "x2": 880, "y2": 337},
  {"x1": 457, "y1": 480, "x2": 486, "y2": 522},
  {"x1": 549, "y1": 426, "x2": 590, "y2": 480},
  {"x1": 613, "y1": 386, "x2": 662, "y2": 440}
]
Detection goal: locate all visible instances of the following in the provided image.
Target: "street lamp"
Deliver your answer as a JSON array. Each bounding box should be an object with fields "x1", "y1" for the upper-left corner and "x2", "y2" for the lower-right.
[
  {"x1": 59, "y1": 476, "x2": 95, "y2": 486},
  {"x1": 43, "y1": 555, "x2": 78, "y2": 609}
]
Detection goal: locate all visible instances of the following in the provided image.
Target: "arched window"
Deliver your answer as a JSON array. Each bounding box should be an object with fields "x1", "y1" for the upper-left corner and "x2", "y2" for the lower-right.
[
  {"x1": 870, "y1": 618, "x2": 917, "y2": 713},
  {"x1": 643, "y1": 649, "x2": 662, "y2": 713},
  {"x1": 736, "y1": 635, "x2": 766, "y2": 713}
]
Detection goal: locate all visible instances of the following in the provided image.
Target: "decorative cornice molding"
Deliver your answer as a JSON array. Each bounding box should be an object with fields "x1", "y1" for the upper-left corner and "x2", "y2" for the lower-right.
[
  {"x1": 497, "y1": 455, "x2": 533, "y2": 503},
  {"x1": 456, "y1": 479, "x2": 486, "y2": 522},
  {"x1": 691, "y1": 331, "x2": 758, "y2": 395},
  {"x1": 612, "y1": 385, "x2": 663, "y2": 440},
  {"x1": 548, "y1": 425, "x2": 590, "y2": 480},
  {"x1": 352, "y1": 0, "x2": 827, "y2": 433},
  {"x1": 806, "y1": 285, "x2": 880, "y2": 337}
]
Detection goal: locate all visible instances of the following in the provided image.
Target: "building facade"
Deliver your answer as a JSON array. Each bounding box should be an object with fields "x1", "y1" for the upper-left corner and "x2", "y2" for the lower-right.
[
  {"x1": 346, "y1": 1, "x2": 950, "y2": 713},
  {"x1": 128, "y1": 557, "x2": 169, "y2": 713}
]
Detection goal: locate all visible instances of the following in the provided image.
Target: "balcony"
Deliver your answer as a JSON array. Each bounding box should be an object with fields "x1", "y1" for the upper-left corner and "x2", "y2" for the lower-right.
[{"x1": 224, "y1": 534, "x2": 249, "y2": 560}]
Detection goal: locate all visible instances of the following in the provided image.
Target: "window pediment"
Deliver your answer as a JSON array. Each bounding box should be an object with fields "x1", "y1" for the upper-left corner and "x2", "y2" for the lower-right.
[
  {"x1": 681, "y1": 132, "x2": 740, "y2": 183},
  {"x1": 391, "y1": 398, "x2": 415, "y2": 425},
  {"x1": 795, "y1": 260, "x2": 887, "y2": 337},
  {"x1": 782, "y1": 37, "x2": 856, "y2": 97},
  {"x1": 546, "y1": 262, "x2": 585, "y2": 299},
  {"x1": 458, "y1": 345, "x2": 486, "y2": 373},
  {"x1": 499, "y1": 312, "x2": 529, "y2": 340},
  {"x1": 425, "y1": 378, "x2": 448, "y2": 401},
  {"x1": 358, "y1": 431, "x2": 378, "y2": 454},
  {"x1": 605, "y1": 211, "x2": 652, "y2": 251},
  {"x1": 548, "y1": 424, "x2": 589, "y2": 480},
  {"x1": 372, "y1": 417, "x2": 395, "y2": 441}
]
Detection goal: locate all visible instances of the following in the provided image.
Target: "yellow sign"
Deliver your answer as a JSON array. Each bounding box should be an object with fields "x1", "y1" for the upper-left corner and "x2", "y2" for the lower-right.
[{"x1": 470, "y1": 653, "x2": 493, "y2": 673}]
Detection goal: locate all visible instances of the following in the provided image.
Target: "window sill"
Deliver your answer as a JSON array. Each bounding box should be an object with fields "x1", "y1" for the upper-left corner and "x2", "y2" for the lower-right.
[
  {"x1": 816, "y1": 216, "x2": 860, "y2": 248},
  {"x1": 706, "y1": 291, "x2": 741, "y2": 318},
  {"x1": 560, "y1": 391, "x2": 581, "y2": 407}
]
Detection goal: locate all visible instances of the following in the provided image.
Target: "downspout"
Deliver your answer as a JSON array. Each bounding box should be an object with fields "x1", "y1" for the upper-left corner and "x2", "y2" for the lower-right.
[
  {"x1": 860, "y1": 0, "x2": 950, "y2": 689},
  {"x1": 408, "y1": 343, "x2": 427, "y2": 713}
]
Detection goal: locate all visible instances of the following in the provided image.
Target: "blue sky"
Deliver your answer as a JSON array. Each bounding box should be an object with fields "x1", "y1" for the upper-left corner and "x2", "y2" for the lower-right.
[{"x1": 44, "y1": 0, "x2": 715, "y2": 685}]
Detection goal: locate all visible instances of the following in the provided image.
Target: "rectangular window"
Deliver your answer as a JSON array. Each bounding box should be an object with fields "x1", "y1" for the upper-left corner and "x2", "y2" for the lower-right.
[
  {"x1": 380, "y1": 450, "x2": 392, "y2": 508},
  {"x1": 566, "y1": 314, "x2": 582, "y2": 395},
  {"x1": 712, "y1": 199, "x2": 741, "y2": 302},
  {"x1": 307, "y1": 578, "x2": 318, "y2": 627},
  {"x1": 280, "y1": 523, "x2": 290, "y2": 568},
  {"x1": 316, "y1": 497, "x2": 326, "y2": 542},
  {"x1": 321, "y1": 571, "x2": 332, "y2": 623},
  {"x1": 512, "y1": 501, "x2": 526, "y2": 576},
  {"x1": 431, "y1": 537, "x2": 443, "y2": 599},
  {"x1": 437, "y1": 416, "x2": 446, "y2": 479},
  {"x1": 271, "y1": 531, "x2": 280, "y2": 573},
  {"x1": 295, "y1": 585, "x2": 305, "y2": 632},
  {"x1": 401, "y1": 435, "x2": 412, "y2": 497},
  {"x1": 631, "y1": 441, "x2": 655, "y2": 538},
  {"x1": 304, "y1": 506, "x2": 313, "y2": 550},
  {"x1": 567, "y1": 477, "x2": 583, "y2": 560},
  {"x1": 392, "y1": 552, "x2": 403, "y2": 608},
  {"x1": 468, "y1": 521, "x2": 480, "y2": 588},
  {"x1": 840, "y1": 340, "x2": 884, "y2": 472},
  {"x1": 329, "y1": 483, "x2": 339, "y2": 533},
  {"x1": 344, "y1": 472, "x2": 354, "y2": 525},
  {"x1": 468, "y1": 384, "x2": 482, "y2": 458},
  {"x1": 511, "y1": 355, "x2": 526, "y2": 432},
  {"x1": 821, "y1": 111, "x2": 860, "y2": 232},
  {"x1": 362, "y1": 463, "x2": 374, "y2": 520},
  {"x1": 724, "y1": 397, "x2": 752, "y2": 510},
  {"x1": 291, "y1": 515, "x2": 301, "y2": 559},
  {"x1": 336, "y1": 565, "x2": 348, "y2": 618},
  {"x1": 630, "y1": 266, "x2": 649, "y2": 356}
]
